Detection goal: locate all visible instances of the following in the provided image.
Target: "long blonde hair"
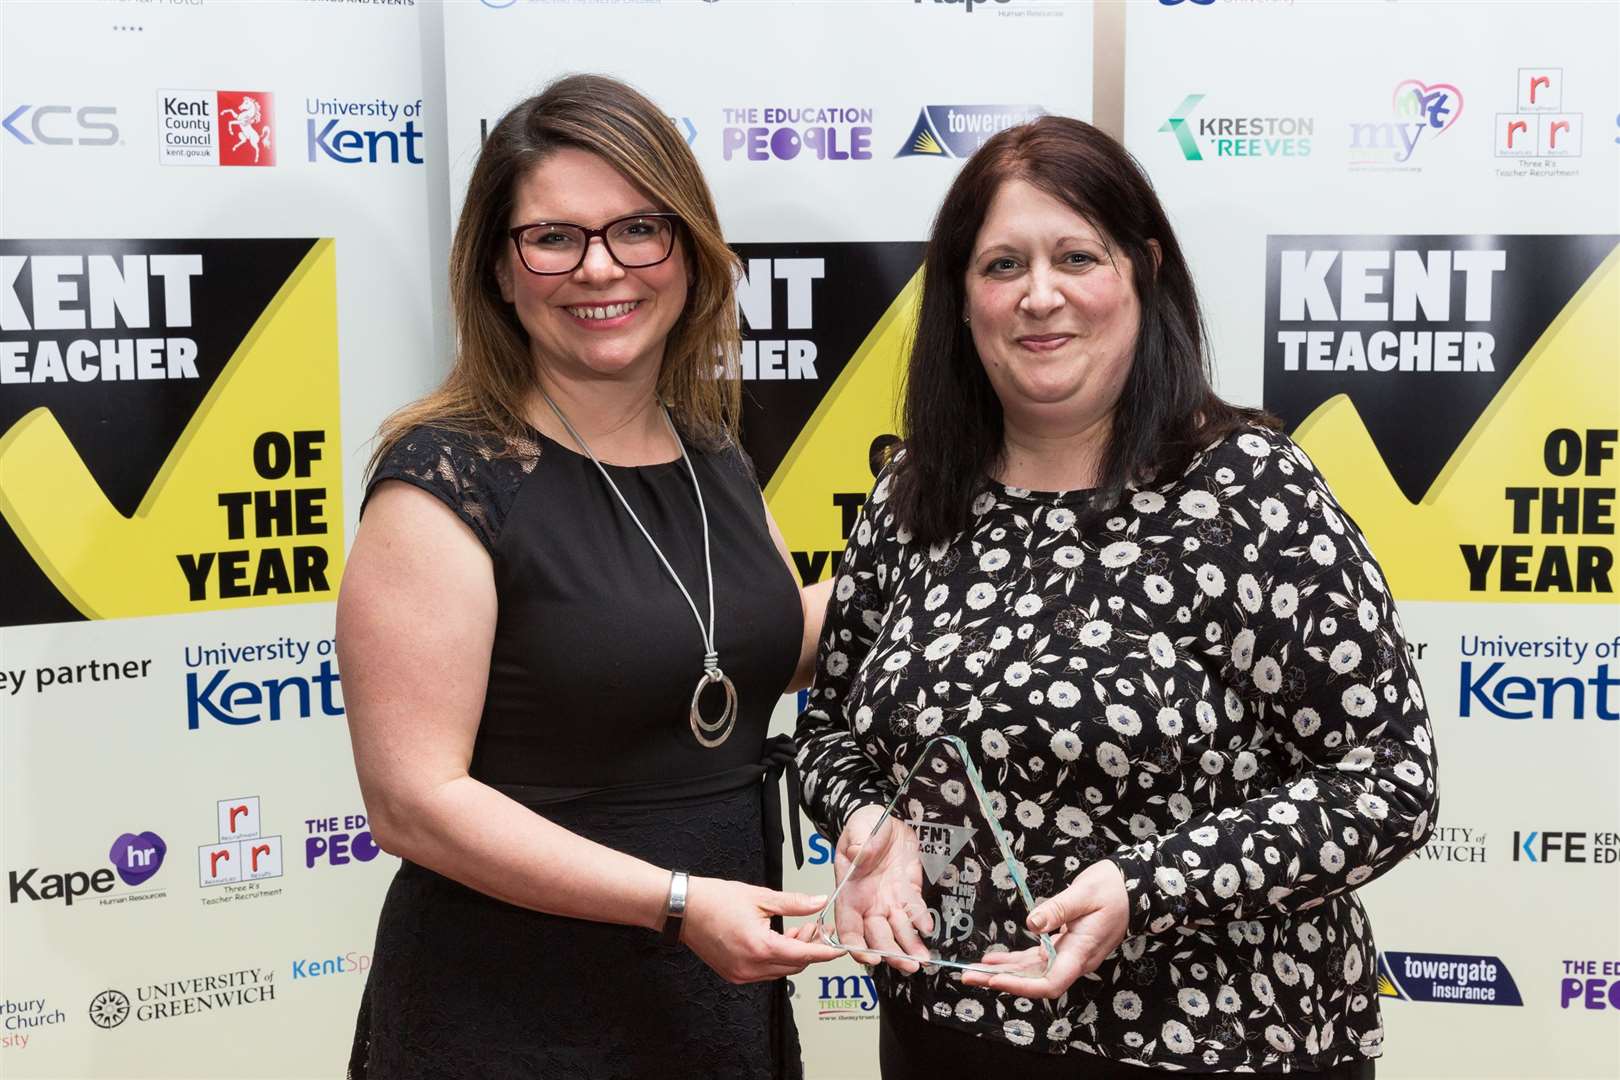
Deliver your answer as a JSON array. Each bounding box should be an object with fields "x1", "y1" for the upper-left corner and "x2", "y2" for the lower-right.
[{"x1": 370, "y1": 74, "x2": 742, "y2": 474}]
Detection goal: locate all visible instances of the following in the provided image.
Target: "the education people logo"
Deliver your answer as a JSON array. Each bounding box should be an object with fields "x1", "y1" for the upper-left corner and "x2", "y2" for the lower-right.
[
  {"x1": 2, "y1": 104, "x2": 119, "y2": 147},
  {"x1": 1495, "y1": 68, "x2": 1583, "y2": 172},
  {"x1": 198, "y1": 797, "x2": 284, "y2": 888},
  {"x1": 896, "y1": 106, "x2": 1043, "y2": 159},
  {"x1": 1160, "y1": 94, "x2": 1313, "y2": 160},
  {"x1": 1377, "y1": 951, "x2": 1524, "y2": 1006},
  {"x1": 1348, "y1": 80, "x2": 1463, "y2": 169},
  {"x1": 157, "y1": 90, "x2": 274, "y2": 166}
]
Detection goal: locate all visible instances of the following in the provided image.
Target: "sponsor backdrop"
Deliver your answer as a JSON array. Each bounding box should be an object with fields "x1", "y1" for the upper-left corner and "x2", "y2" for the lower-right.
[{"x1": 0, "y1": 1, "x2": 1612, "y2": 1078}]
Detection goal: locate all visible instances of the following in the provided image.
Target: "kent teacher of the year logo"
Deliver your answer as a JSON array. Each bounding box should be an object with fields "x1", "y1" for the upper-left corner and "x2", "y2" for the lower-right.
[{"x1": 0, "y1": 239, "x2": 344, "y2": 626}]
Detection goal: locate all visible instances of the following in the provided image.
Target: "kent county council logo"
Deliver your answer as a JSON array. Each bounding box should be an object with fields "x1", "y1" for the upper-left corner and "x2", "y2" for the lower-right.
[{"x1": 157, "y1": 90, "x2": 275, "y2": 166}]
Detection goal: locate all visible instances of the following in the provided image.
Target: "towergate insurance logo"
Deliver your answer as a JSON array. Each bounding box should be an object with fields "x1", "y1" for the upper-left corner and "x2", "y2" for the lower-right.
[
  {"x1": 1348, "y1": 80, "x2": 1462, "y2": 171},
  {"x1": 1378, "y1": 951, "x2": 1524, "y2": 1006},
  {"x1": 1159, "y1": 94, "x2": 1313, "y2": 160},
  {"x1": 897, "y1": 106, "x2": 1043, "y2": 159},
  {"x1": 157, "y1": 90, "x2": 274, "y2": 166}
]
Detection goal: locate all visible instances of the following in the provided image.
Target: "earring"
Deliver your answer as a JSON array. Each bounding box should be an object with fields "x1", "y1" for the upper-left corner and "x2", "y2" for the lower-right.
[{"x1": 962, "y1": 313, "x2": 971, "y2": 325}]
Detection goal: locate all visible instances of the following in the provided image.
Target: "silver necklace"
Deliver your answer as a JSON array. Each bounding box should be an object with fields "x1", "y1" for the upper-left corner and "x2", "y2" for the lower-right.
[{"x1": 540, "y1": 391, "x2": 737, "y2": 748}]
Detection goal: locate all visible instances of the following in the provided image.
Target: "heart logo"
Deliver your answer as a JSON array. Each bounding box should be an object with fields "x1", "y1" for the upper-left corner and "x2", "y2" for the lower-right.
[
  {"x1": 1392, "y1": 80, "x2": 1464, "y2": 137},
  {"x1": 108, "y1": 831, "x2": 167, "y2": 887}
]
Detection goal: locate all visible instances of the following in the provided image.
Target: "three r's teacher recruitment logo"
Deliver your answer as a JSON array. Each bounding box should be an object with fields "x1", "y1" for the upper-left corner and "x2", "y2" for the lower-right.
[{"x1": 0, "y1": 239, "x2": 344, "y2": 627}]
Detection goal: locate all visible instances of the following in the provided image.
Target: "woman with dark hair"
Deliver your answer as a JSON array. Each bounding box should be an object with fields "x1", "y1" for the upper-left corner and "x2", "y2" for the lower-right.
[
  {"x1": 798, "y1": 116, "x2": 1436, "y2": 1078},
  {"x1": 339, "y1": 74, "x2": 839, "y2": 1079}
]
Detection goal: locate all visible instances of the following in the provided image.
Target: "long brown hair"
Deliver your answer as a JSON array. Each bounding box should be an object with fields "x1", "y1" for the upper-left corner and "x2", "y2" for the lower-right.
[
  {"x1": 890, "y1": 115, "x2": 1273, "y2": 544},
  {"x1": 370, "y1": 74, "x2": 741, "y2": 474}
]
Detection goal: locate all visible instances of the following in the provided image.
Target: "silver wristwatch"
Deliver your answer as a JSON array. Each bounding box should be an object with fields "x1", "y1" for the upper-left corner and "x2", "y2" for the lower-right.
[{"x1": 660, "y1": 870, "x2": 689, "y2": 945}]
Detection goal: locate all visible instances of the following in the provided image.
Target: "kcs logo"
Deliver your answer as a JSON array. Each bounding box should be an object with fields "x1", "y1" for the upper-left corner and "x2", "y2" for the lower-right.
[{"x1": 3, "y1": 104, "x2": 119, "y2": 146}]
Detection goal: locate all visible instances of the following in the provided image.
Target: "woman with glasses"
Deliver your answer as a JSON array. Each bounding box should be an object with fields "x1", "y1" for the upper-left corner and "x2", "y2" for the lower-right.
[{"x1": 338, "y1": 75, "x2": 839, "y2": 1079}]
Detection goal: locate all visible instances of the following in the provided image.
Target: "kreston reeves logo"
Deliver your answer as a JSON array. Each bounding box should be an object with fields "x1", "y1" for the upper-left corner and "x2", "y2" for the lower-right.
[
  {"x1": 199, "y1": 797, "x2": 283, "y2": 887},
  {"x1": 158, "y1": 91, "x2": 274, "y2": 166}
]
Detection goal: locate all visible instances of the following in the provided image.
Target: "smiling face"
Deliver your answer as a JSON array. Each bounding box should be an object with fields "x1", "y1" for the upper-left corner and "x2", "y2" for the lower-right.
[
  {"x1": 496, "y1": 146, "x2": 689, "y2": 387},
  {"x1": 963, "y1": 178, "x2": 1142, "y2": 443}
]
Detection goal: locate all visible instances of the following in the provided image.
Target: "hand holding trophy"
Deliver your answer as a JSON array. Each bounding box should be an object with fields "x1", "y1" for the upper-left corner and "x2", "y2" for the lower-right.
[{"x1": 817, "y1": 735, "x2": 1056, "y2": 979}]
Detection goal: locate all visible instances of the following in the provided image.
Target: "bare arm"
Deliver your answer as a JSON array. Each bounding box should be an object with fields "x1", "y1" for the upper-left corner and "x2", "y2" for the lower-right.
[
  {"x1": 763, "y1": 498, "x2": 835, "y2": 693},
  {"x1": 340, "y1": 481, "x2": 840, "y2": 979}
]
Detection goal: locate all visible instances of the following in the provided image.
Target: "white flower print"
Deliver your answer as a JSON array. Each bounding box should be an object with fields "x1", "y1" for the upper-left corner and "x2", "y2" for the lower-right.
[
  {"x1": 1053, "y1": 545, "x2": 1084, "y2": 569},
  {"x1": 1211, "y1": 863, "x2": 1241, "y2": 898},
  {"x1": 1132, "y1": 491, "x2": 1166, "y2": 513},
  {"x1": 1274, "y1": 952, "x2": 1300, "y2": 986},
  {"x1": 1168, "y1": 793, "x2": 1192, "y2": 821},
  {"x1": 1341, "y1": 683, "x2": 1377, "y2": 718},
  {"x1": 940, "y1": 779, "x2": 966, "y2": 806},
  {"x1": 1196, "y1": 563, "x2": 1226, "y2": 596},
  {"x1": 882, "y1": 650, "x2": 911, "y2": 672},
  {"x1": 1015, "y1": 593, "x2": 1042, "y2": 617},
  {"x1": 1179, "y1": 490, "x2": 1219, "y2": 520},
  {"x1": 1232, "y1": 751, "x2": 1259, "y2": 781},
  {"x1": 1080, "y1": 620, "x2": 1113, "y2": 647},
  {"x1": 1156, "y1": 707, "x2": 1184, "y2": 736},
  {"x1": 889, "y1": 616, "x2": 913, "y2": 642},
  {"x1": 1237, "y1": 433, "x2": 1272, "y2": 458},
  {"x1": 1129, "y1": 813, "x2": 1157, "y2": 839},
  {"x1": 1004, "y1": 661, "x2": 1032, "y2": 687},
  {"x1": 1196, "y1": 701, "x2": 1218, "y2": 733},
  {"x1": 1251, "y1": 973, "x2": 1275, "y2": 1007},
  {"x1": 1123, "y1": 1031, "x2": 1144, "y2": 1048},
  {"x1": 1177, "y1": 988, "x2": 1211, "y2": 1018},
  {"x1": 1049, "y1": 728, "x2": 1081, "y2": 761},
  {"x1": 965, "y1": 582, "x2": 997, "y2": 610},
  {"x1": 1215, "y1": 467, "x2": 1235, "y2": 485},
  {"x1": 988, "y1": 625, "x2": 1013, "y2": 649},
  {"x1": 981, "y1": 728, "x2": 1009, "y2": 759},
  {"x1": 985, "y1": 791, "x2": 1007, "y2": 819},
  {"x1": 1237, "y1": 573, "x2": 1263, "y2": 614},
  {"x1": 854, "y1": 706, "x2": 873, "y2": 733},
  {"x1": 1016, "y1": 800, "x2": 1045, "y2": 828},
  {"x1": 826, "y1": 651, "x2": 849, "y2": 677},
  {"x1": 1046, "y1": 1018, "x2": 1072, "y2": 1042},
  {"x1": 1045, "y1": 507, "x2": 1076, "y2": 531},
  {"x1": 1320, "y1": 615, "x2": 1338, "y2": 636},
  {"x1": 979, "y1": 548, "x2": 1010, "y2": 572},
  {"x1": 971, "y1": 491, "x2": 996, "y2": 516},
  {"x1": 1298, "y1": 923, "x2": 1323, "y2": 952},
  {"x1": 1055, "y1": 806, "x2": 1092, "y2": 837},
  {"x1": 1268, "y1": 801, "x2": 1300, "y2": 825},
  {"x1": 925, "y1": 584, "x2": 950, "y2": 610},
  {"x1": 1328, "y1": 640, "x2": 1361, "y2": 674},
  {"x1": 1271, "y1": 581, "x2": 1298, "y2": 618},
  {"x1": 1199, "y1": 750, "x2": 1225, "y2": 775},
  {"x1": 1394, "y1": 760, "x2": 1424, "y2": 786},
  {"x1": 1049, "y1": 682, "x2": 1081, "y2": 711},
  {"x1": 954, "y1": 999, "x2": 984, "y2": 1023},
  {"x1": 1113, "y1": 991, "x2": 1143, "y2": 1020},
  {"x1": 1343, "y1": 946, "x2": 1363, "y2": 984},
  {"x1": 1253, "y1": 656, "x2": 1283, "y2": 694},
  {"x1": 1144, "y1": 574, "x2": 1174, "y2": 604},
  {"x1": 1230, "y1": 628, "x2": 1256, "y2": 671},
  {"x1": 1364, "y1": 561, "x2": 1387, "y2": 593},
  {"x1": 1319, "y1": 841, "x2": 1346, "y2": 873},
  {"x1": 1355, "y1": 792, "x2": 1389, "y2": 820},
  {"x1": 1265, "y1": 1025, "x2": 1296, "y2": 1053},
  {"x1": 834, "y1": 574, "x2": 857, "y2": 602},
  {"x1": 1308, "y1": 535, "x2": 1336, "y2": 566},
  {"x1": 1189, "y1": 825, "x2": 1219, "y2": 847},
  {"x1": 914, "y1": 707, "x2": 943, "y2": 737},
  {"x1": 1288, "y1": 778, "x2": 1319, "y2": 801},
  {"x1": 1097, "y1": 742, "x2": 1131, "y2": 778},
  {"x1": 1162, "y1": 1019, "x2": 1195, "y2": 1054},
  {"x1": 1293, "y1": 707, "x2": 1322, "y2": 737},
  {"x1": 1260, "y1": 496, "x2": 1289, "y2": 532},
  {"x1": 1100, "y1": 541, "x2": 1141, "y2": 568},
  {"x1": 1215, "y1": 985, "x2": 1242, "y2": 1014},
  {"x1": 1147, "y1": 632, "x2": 1176, "y2": 668},
  {"x1": 924, "y1": 633, "x2": 961, "y2": 663},
  {"x1": 1106, "y1": 704, "x2": 1143, "y2": 737},
  {"x1": 1357, "y1": 598, "x2": 1379, "y2": 632}
]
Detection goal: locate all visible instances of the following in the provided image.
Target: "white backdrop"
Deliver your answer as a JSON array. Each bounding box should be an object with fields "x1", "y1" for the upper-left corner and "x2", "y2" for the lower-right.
[{"x1": 1, "y1": 2, "x2": 1615, "y2": 1078}]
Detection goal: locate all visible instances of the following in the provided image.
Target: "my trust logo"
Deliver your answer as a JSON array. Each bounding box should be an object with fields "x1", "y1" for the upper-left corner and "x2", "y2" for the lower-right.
[{"x1": 1348, "y1": 79, "x2": 1463, "y2": 170}]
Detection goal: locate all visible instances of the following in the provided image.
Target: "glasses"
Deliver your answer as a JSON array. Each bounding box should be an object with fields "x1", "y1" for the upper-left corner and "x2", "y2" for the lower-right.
[{"x1": 508, "y1": 212, "x2": 682, "y2": 276}]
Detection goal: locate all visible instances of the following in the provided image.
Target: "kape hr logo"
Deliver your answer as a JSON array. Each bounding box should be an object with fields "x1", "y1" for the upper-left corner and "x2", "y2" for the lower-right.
[
  {"x1": 897, "y1": 106, "x2": 1043, "y2": 159},
  {"x1": 3, "y1": 104, "x2": 118, "y2": 146},
  {"x1": 914, "y1": 0, "x2": 1012, "y2": 10},
  {"x1": 1262, "y1": 235, "x2": 1616, "y2": 504},
  {"x1": 1377, "y1": 951, "x2": 1524, "y2": 1006},
  {"x1": 109, "y1": 832, "x2": 166, "y2": 887}
]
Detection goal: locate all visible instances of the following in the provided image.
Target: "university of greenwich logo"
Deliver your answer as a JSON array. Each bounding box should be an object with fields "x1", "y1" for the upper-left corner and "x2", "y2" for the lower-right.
[
  {"x1": 1159, "y1": 94, "x2": 1313, "y2": 160},
  {"x1": 157, "y1": 90, "x2": 274, "y2": 166},
  {"x1": 896, "y1": 106, "x2": 1043, "y2": 159}
]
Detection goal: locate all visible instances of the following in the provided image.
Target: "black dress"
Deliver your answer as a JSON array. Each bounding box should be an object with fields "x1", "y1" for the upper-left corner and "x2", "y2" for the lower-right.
[{"x1": 347, "y1": 422, "x2": 806, "y2": 1080}]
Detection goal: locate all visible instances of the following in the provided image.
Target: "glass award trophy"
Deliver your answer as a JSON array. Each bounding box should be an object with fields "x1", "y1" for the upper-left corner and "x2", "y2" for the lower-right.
[{"x1": 816, "y1": 735, "x2": 1057, "y2": 978}]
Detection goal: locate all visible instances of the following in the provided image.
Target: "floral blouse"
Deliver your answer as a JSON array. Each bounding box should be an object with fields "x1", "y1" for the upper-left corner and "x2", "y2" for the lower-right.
[{"x1": 796, "y1": 426, "x2": 1438, "y2": 1073}]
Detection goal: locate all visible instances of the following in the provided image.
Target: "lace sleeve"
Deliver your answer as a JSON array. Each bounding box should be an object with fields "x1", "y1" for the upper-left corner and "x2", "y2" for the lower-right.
[{"x1": 362, "y1": 425, "x2": 540, "y2": 554}]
